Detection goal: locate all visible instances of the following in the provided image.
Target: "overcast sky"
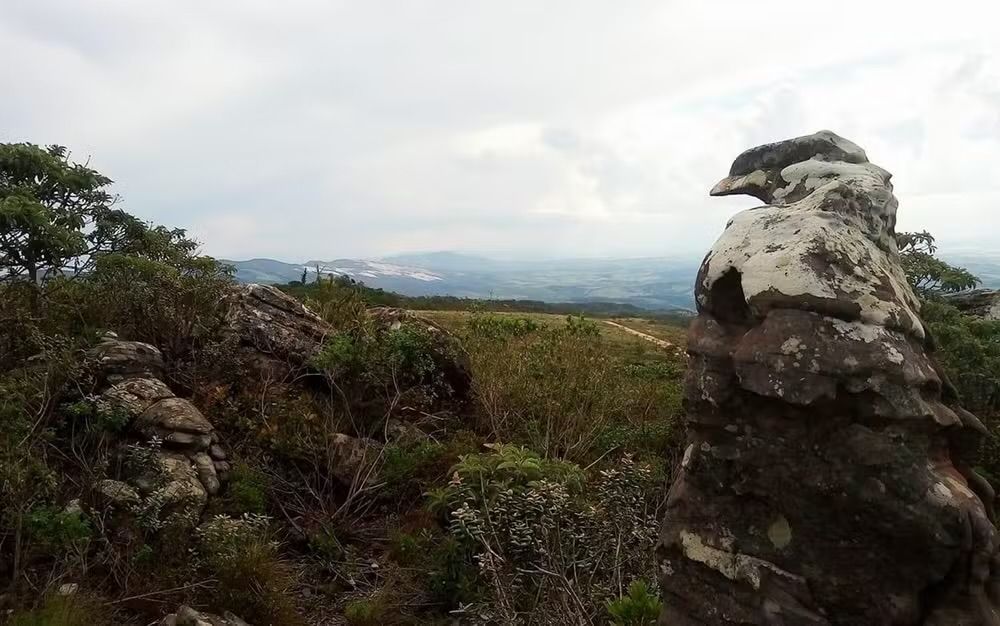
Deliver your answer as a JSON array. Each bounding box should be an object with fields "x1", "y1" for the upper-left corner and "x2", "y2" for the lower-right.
[{"x1": 2, "y1": 1, "x2": 999, "y2": 261}]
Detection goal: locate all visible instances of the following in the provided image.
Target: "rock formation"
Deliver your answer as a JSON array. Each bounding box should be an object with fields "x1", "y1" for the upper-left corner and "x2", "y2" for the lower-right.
[
  {"x1": 88, "y1": 333, "x2": 229, "y2": 524},
  {"x1": 659, "y1": 131, "x2": 1000, "y2": 625},
  {"x1": 947, "y1": 289, "x2": 1000, "y2": 321}
]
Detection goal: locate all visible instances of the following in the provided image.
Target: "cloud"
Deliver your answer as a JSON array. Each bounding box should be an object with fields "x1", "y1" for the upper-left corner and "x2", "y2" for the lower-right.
[{"x1": 2, "y1": 0, "x2": 999, "y2": 260}]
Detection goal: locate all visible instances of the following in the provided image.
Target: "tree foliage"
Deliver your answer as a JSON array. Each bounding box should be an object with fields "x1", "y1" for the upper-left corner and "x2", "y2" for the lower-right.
[
  {"x1": 897, "y1": 230, "x2": 979, "y2": 295},
  {"x1": 0, "y1": 143, "x2": 191, "y2": 283}
]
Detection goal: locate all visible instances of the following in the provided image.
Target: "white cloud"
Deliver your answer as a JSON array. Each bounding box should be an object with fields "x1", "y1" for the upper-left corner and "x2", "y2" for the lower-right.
[{"x1": 2, "y1": 0, "x2": 999, "y2": 260}]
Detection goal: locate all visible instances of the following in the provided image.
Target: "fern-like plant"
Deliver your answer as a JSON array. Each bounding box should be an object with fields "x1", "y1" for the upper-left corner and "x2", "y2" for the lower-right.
[{"x1": 607, "y1": 580, "x2": 662, "y2": 625}]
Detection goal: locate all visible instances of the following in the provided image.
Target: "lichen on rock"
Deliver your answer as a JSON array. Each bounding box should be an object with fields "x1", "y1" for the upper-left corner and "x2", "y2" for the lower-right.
[{"x1": 659, "y1": 131, "x2": 1000, "y2": 625}]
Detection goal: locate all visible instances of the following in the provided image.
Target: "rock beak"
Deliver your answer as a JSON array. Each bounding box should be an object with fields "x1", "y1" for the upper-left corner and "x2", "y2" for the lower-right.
[{"x1": 709, "y1": 170, "x2": 771, "y2": 202}]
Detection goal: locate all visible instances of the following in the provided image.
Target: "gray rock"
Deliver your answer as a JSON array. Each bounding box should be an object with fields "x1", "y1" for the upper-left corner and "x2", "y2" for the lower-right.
[
  {"x1": 660, "y1": 131, "x2": 1000, "y2": 625},
  {"x1": 188, "y1": 452, "x2": 220, "y2": 495},
  {"x1": 94, "y1": 479, "x2": 141, "y2": 508},
  {"x1": 225, "y1": 283, "x2": 332, "y2": 373},
  {"x1": 88, "y1": 339, "x2": 165, "y2": 382},
  {"x1": 160, "y1": 605, "x2": 253, "y2": 626},
  {"x1": 946, "y1": 289, "x2": 1000, "y2": 320},
  {"x1": 330, "y1": 433, "x2": 381, "y2": 486},
  {"x1": 102, "y1": 377, "x2": 175, "y2": 418},
  {"x1": 137, "y1": 398, "x2": 214, "y2": 436},
  {"x1": 209, "y1": 444, "x2": 227, "y2": 461},
  {"x1": 154, "y1": 452, "x2": 208, "y2": 521}
]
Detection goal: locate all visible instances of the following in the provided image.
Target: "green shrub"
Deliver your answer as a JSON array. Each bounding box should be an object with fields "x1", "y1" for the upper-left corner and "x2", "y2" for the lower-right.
[
  {"x1": 607, "y1": 580, "x2": 662, "y2": 626},
  {"x1": 434, "y1": 446, "x2": 659, "y2": 621},
  {"x1": 465, "y1": 313, "x2": 539, "y2": 339},
  {"x1": 564, "y1": 314, "x2": 600, "y2": 337},
  {"x1": 26, "y1": 505, "x2": 92, "y2": 554},
  {"x1": 225, "y1": 463, "x2": 269, "y2": 515},
  {"x1": 196, "y1": 514, "x2": 301, "y2": 625}
]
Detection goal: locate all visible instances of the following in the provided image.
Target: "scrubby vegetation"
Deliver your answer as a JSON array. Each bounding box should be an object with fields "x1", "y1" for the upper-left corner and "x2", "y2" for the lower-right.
[{"x1": 2, "y1": 141, "x2": 999, "y2": 625}]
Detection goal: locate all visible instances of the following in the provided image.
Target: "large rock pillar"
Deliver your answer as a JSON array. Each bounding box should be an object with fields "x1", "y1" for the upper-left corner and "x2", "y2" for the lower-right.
[{"x1": 658, "y1": 131, "x2": 1000, "y2": 625}]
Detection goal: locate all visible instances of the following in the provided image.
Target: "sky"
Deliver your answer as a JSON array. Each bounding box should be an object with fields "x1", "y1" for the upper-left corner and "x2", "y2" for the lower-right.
[{"x1": 2, "y1": 1, "x2": 1000, "y2": 262}]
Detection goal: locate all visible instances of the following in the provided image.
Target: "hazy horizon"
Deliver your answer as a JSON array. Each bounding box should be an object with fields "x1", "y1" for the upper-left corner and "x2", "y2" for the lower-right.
[{"x1": 4, "y1": 1, "x2": 1000, "y2": 261}]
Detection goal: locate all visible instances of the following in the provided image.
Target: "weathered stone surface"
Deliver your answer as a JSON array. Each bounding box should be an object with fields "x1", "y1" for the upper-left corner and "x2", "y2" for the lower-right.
[
  {"x1": 101, "y1": 377, "x2": 175, "y2": 417},
  {"x1": 947, "y1": 289, "x2": 1000, "y2": 320},
  {"x1": 189, "y1": 452, "x2": 220, "y2": 496},
  {"x1": 88, "y1": 337, "x2": 165, "y2": 382},
  {"x1": 138, "y1": 398, "x2": 214, "y2": 436},
  {"x1": 159, "y1": 605, "x2": 253, "y2": 626},
  {"x1": 86, "y1": 335, "x2": 231, "y2": 527},
  {"x1": 329, "y1": 433, "x2": 381, "y2": 485},
  {"x1": 94, "y1": 479, "x2": 140, "y2": 508},
  {"x1": 226, "y1": 283, "x2": 332, "y2": 371},
  {"x1": 155, "y1": 452, "x2": 208, "y2": 519},
  {"x1": 659, "y1": 131, "x2": 999, "y2": 625}
]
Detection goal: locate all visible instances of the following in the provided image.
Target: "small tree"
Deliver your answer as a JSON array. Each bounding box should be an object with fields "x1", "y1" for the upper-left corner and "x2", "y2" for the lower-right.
[
  {"x1": 897, "y1": 231, "x2": 979, "y2": 295},
  {"x1": 0, "y1": 143, "x2": 155, "y2": 283}
]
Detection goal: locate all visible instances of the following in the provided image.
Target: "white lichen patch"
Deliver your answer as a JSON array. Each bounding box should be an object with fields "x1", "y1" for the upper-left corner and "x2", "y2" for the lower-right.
[
  {"x1": 679, "y1": 530, "x2": 802, "y2": 590},
  {"x1": 926, "y1": 481, "x2": 956, "y2": 507},
  {"x1": 780, "y1": 337, "x2": 805, "y2": 355},
  {"x1": 700, "y1": 154, "x2": 923, "y2": 339}
]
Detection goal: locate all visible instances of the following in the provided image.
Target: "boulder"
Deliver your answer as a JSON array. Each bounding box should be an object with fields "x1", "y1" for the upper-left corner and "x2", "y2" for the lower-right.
[
  {"x1": 154, "y1": 452, "x2": 208, "y2": 520},
  {"x1": 138, "y1": 398, "x2": 214, "y2": 435},
  {"x1": 101, "y1": 377, "x2": 175, "y2": 417},
  {"x1": 88, "y1": 337, "x2": 165, "y2": 383},
  {"x1": 226, "y1": 283, "x2": 332, "y2": 374},
  {"x1": 94, "y1": 479, "x2": 141, "y2": 508},
  {"x1": 329, "y1": 433, "x2": 381, "y2": 486},
  {"x1": 659, "y1": 131, "x2": 1000, "y2": 625}
]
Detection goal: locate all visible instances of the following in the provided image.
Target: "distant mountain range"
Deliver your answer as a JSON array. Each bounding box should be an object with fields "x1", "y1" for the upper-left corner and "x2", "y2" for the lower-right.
[
  {"x1": 222, "y1": 250, "x2": 1000, "y2": 313},
  {"x1": 222, "y1": 252, "x2": 702, "y2": 311}
]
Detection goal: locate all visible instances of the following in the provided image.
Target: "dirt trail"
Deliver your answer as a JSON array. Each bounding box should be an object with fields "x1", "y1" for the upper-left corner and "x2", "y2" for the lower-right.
[{"x1": 603, "y1": 320, "x2": 677, "y2": 350}]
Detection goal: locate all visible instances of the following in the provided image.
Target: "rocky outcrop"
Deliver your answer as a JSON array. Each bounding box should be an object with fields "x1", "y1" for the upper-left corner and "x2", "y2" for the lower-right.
[
  {"x1": 947, "y1": 289, "x2": 1000, "y2": 320},
  {"x1": 88, "y1": 334, "x2": 229, "y2": 523},
  {"x1": 369, "y1": 306, "x2": 472, "y2": 401},
  {"x1": 659, "y1": 131, "x2": 1000, "y2": 625},
  {"x1": 225, "y1": 283, "x2": 333, "y2": 377}
]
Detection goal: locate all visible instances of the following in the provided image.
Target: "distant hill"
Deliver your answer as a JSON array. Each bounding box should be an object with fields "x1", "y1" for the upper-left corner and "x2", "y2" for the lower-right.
[
  {"x1": 222, "y1": 254, "x2": 701, "y2": 312},
  {"x1": 222, "y1": 251, "x2": 1000, "y2": 313}
]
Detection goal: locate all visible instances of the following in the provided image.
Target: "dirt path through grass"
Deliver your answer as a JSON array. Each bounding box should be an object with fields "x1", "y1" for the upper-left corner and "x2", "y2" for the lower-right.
[{"x1": 603, "y1": 320, "x2": 678, "y2": 350}]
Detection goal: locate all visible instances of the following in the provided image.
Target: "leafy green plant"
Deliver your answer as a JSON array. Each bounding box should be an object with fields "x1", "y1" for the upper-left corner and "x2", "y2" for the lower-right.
[
  {"x1": 225, "y1": 462, "x2": 269, "y2": 515},
  {"x1": 465, "y1": 313, "x2": 539, "y2": 339},
  {"x1": 897, "y1": 231, "x2": 979, "y2": 295},
  {"x1": 607, "y1": 580, "x2": 662, "y2": 625},
  {"x1": 26, "y1": 505, "x2": 92, "y2": 553}
]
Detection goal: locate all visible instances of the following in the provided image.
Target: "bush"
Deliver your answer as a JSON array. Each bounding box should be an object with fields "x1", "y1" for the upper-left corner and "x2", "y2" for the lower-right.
[
  {"x1": 465, "y1": 313, "x2": 539, "y2": 339},
  {"x1": 195, "y1": 514, "x2": 301, "y2": 625},
  {"x1": 607, "y1": 580, "x2": 662, "y2": 626},
  {"x1": 225, "y1": 463, "x2": 269, "y2": 515},
  {"x1": 433, "y1": 447, "x2": 660, "y2": 622}
]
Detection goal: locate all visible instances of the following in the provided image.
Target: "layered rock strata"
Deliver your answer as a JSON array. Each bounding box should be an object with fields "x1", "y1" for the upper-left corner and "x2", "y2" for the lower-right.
[{"x1": 658, "y1": 131, "x2": 1000, "y2": 625}]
